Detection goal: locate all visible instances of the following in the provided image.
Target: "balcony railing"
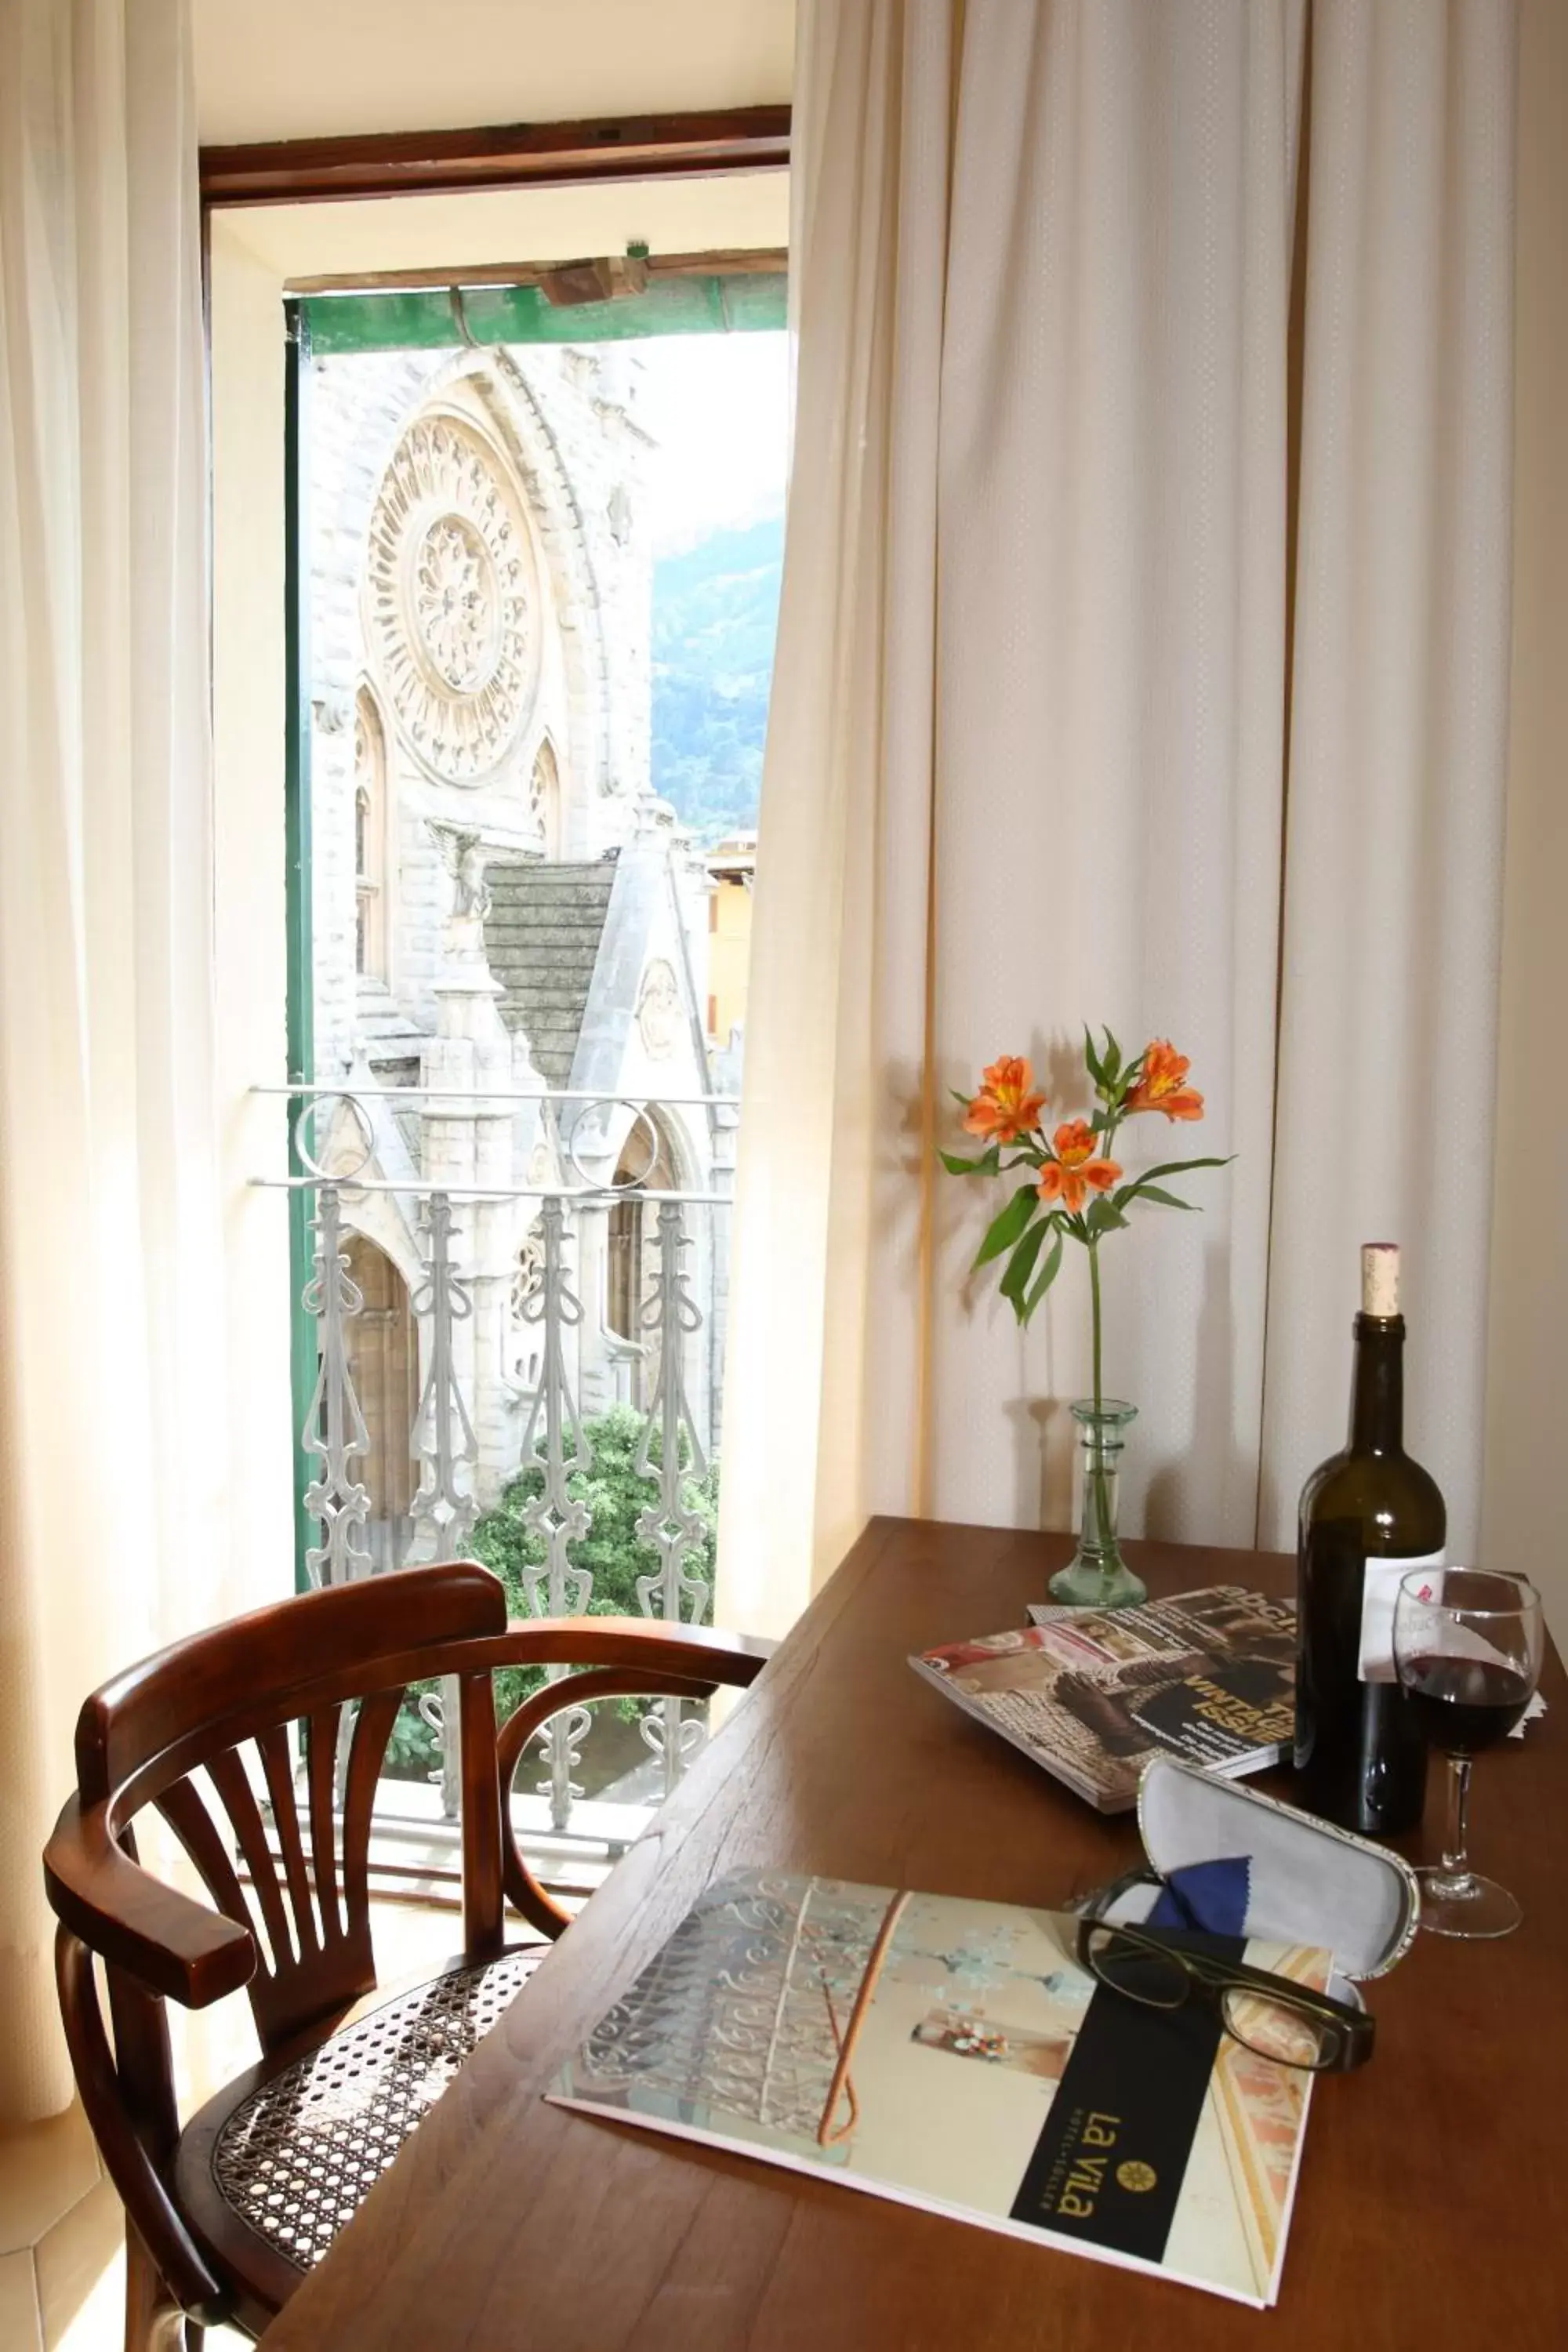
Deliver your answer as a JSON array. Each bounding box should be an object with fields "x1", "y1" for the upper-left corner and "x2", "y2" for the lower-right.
[{"x1": 253, "y1": 1080, "x2": 738, "y2": 1864}]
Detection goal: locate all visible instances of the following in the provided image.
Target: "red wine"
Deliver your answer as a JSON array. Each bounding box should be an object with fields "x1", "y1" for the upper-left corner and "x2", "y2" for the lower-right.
[
  {"x1": 1294, "y1": 1245, "x2": 1444, "y2": 1836},
  {"x1": 1399, "y1": 1656, "x2": 1534, "y2": 1755}
]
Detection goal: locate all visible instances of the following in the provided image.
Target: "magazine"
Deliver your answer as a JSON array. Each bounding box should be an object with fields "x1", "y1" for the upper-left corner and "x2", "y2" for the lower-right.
[
  {"x1": 909, "y1": 1587, "x2": 1296, "y2": 1813},
  {"x1": 550, "y1": 1868, "x2": 1328, "y2": 2308}
]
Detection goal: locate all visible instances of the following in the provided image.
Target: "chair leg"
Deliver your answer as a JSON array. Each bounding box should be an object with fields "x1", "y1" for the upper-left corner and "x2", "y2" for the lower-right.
[{"x1": 124, "y1": 2217, "x2": 192, "y2": 2352}]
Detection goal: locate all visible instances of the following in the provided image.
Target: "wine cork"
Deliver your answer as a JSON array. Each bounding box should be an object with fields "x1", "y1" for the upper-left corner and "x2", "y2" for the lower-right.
[{"x1": 1361, "y1": 1242, "x2": 1399, "y2": 1317}]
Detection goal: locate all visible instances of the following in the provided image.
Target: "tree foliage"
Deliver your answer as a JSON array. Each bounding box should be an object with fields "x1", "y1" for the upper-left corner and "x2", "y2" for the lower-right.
[{"x1": 387, "y1": 1406, "x2": 719, "y2": 1780}]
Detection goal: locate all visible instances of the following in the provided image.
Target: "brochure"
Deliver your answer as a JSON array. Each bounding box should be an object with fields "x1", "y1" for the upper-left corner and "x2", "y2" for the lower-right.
[
  {"x1": 909, "y1": 1586, "x2": 1296, "y2": 1813},
  {"x1": 550, "y1": 1868, "x2": 1327, "y2": 2308}
]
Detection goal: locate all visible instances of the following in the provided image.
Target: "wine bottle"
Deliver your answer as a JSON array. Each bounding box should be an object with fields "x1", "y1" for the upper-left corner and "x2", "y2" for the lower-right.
[{"x1": 1294, "y1": 1243, "x2": 1445, "y2": 1835}]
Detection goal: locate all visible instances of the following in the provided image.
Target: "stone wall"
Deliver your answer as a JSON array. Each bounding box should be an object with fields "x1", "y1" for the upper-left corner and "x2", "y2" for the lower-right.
[
  {"x1": 301, "y1": 333, "x2": 733, "y2": 1515},
  {"x1": 307, "y1": 343, "x2": 656, "y2": 1073}
]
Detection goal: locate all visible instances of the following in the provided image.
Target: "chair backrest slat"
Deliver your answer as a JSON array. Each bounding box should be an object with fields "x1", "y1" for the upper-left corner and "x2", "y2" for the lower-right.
[
  {"x1": 341, "y1": 1689, "x2": 403, "y2": 1939},
  {"x1": 204, "y1": 1747, "x2": 296, "y2": 1976},
  {"x1": 307, "y1": 1704, "x2": 344, "y2": 1941},
  {"x1": 155, "y1": 1777, "x2": 253, "y2": 1942},
  {"x1": 256, "y1": 1723, "x2": 321, "y2": 1961}
]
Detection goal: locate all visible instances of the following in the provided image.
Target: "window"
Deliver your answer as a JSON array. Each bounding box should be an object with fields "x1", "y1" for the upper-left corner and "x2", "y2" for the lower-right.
[
  {"x1": 354, "y1": 689, "x2": 388, "y2": 981},
  {"x1": 606, "y1": 1110, "x2": 679, "y2": 1356},
  {"x1": 528, "y1": 739, "x2": 561, "y2": 860}
]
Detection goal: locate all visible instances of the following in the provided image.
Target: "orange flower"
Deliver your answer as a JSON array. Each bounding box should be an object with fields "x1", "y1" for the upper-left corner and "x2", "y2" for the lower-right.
[
  {"x1": 1037, "y1": 1120, "x2": 1122, "y2": 1214},
  {"x1": 1125, "y1": 1039, "x2": 1204, "y2": 1121},
  {"x1": 964, "y1": 1055, "x2": 1046, "y2": 1145}
]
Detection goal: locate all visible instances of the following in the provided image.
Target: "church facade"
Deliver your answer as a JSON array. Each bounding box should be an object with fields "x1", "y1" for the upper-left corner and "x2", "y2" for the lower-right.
[{"x1": 302, "y1": 337, "x2": 734, "y2": 1571}]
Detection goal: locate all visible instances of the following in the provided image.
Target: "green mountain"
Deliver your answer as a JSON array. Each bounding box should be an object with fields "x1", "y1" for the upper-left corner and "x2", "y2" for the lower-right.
[{"x1": 651, "y1": 514, "x2": 782, "y2": 844}]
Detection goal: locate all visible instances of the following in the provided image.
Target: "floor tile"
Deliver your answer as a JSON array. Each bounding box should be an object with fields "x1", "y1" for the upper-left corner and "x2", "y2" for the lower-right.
[
  {"x1": 45, "y1": 2236, "x2": 120, "y2": 2352},
  {"x1": 34, "y1": 2176, "x2": 120, "y2": 2350},
  {"x1": 0, "y1": 2251, "x2": 43, "y2": 2352},
  {"x1": 0, "y1": 2103, "x2": 100, "y2": 2256}
]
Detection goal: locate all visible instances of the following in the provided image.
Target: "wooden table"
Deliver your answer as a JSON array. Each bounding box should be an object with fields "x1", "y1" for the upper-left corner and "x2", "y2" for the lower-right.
[{"x1": 261, "y1": 1519, "x2": 1568, "y2": 2350}]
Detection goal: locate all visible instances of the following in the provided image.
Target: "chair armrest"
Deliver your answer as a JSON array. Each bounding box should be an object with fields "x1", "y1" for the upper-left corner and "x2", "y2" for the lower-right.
[
  {"x1": 463, "y1": 1618, "x2": 773, "y2": 1939},
  {"x1": 44, "y1": 1795, "x2": 256, "y2": 2010},
  {"x1": 56, "y1": 1928, "x2": 230, "y2": 2324},
  {"x1": 458, "y1": 1613, "x2": 774, "y2": 1686}
]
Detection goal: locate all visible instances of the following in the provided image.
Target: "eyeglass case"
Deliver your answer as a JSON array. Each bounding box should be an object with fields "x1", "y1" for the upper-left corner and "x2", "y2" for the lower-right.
[{"x1": 1109, "y1": 1755, "x2": 1420, "y2": 1994}]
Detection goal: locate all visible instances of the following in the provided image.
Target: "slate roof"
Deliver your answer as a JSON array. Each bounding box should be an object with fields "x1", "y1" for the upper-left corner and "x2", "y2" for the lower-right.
[{"x1": 484, "y1": 858, "x2": 619, "y2": 1084}]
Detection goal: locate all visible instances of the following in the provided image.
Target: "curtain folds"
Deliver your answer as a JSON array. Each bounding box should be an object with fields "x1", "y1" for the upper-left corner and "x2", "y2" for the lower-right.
[
  {"x1": 0, "y1": 0, "x2": 225, "y2": 2122},
  {"x1": 717, "y1": 0, "x2": 1515, "y2": 1637}
]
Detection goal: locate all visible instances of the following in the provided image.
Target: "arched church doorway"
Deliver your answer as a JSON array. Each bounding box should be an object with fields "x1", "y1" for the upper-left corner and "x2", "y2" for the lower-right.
[
  {"x1": 606, "y1": 1111, "x2": 681, "y2": 1410},
  {"x1": 344, "y1": 1233, "x2": 419, "y2": 1570}
]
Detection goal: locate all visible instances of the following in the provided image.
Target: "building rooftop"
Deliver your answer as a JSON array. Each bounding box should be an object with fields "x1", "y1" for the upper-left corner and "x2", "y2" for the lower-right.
[{"x1": 485, "y1": 859, "x2": 618, "y2": 1083}]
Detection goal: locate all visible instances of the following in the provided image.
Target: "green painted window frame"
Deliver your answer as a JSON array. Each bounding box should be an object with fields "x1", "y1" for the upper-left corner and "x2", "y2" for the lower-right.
[
  {"x1": 299, "y1": 270, "x2": 786, "y2": 356},
  {"x1": 281, "y1": 272, "x2": 786, "y2": 1591},
  {"x1": 285, "y1": 300, "x2": 317, "y2": 1592}
]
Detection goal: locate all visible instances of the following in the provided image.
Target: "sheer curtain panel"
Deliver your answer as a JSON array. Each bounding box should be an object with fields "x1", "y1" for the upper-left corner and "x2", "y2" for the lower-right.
[
  {"x1": 718, "y1": 0, "x2": 1515, "y2": 1635},
  {"x1": 0, "y1": 0, "x2": 227, "y2": 2121}
]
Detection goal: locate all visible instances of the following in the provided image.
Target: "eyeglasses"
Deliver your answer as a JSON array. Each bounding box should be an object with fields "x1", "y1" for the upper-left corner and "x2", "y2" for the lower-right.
[{"x1": 1076, "y1": 1871, "x2": 1374, "y2": 2074}]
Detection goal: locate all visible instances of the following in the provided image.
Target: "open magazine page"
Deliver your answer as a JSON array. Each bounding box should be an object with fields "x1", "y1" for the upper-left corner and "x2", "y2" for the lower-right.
[
  {"x1": 550, "y1": 1870, "x2": 1328, "y2": 2309},
  {"x1": 910, "y1": 1588, "x2": 1297, "y2": 1811}
]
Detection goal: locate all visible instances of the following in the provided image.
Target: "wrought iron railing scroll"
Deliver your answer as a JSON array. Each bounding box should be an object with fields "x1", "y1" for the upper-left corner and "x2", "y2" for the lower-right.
[{"x1": 263, "y1": 1080, "x2": 733, "y2": 1843}]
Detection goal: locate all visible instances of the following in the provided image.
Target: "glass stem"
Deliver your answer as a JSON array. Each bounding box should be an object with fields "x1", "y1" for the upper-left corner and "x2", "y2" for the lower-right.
[{"x1": 1441, "y1": 1755, "x2": 1473, "y2": 1881}]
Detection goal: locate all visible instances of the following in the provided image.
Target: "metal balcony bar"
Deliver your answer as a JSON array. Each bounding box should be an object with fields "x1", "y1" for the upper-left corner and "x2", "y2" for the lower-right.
[
  {"x1": 256, "y1": 1177, "x2": 733, "y2": 1205},
  {"x1": 281, "y1": 1081, "x2": 727, "y2": 1848},
  {"x1": 252, "y1": 1082, "x2": 742, "y2": 1108}
]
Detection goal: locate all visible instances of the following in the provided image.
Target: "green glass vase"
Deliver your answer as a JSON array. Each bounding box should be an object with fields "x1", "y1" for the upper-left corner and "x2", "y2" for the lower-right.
[{"x1": 1048, "y1": 1399, "x2": 1147, "y2": 1609}]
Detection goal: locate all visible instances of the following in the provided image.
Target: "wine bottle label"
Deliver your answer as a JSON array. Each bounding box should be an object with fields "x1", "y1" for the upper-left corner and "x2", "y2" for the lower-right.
[{"x1": 1359, "y1": 1547, "x2": 1446, "y2": 1682}]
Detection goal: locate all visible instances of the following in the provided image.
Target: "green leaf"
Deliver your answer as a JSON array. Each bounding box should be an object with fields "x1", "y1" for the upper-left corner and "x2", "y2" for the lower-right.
[
  {"x1": 1109, "y1": 1156, "x2": 1232, "y2": 1213},
  {"x1": 1083, "y1": 1025, "x2": 1106, "y2": 1090},
  {"x1": 1104, "y1": 1027, "x2": 1124, "y2": 1076},
  {"x1": 1084, "y1": 1198, "x2": 1131, "y2": 1240},
  {"x1": 973, "y1": 1183, "x2": 1040, "y2": 1269},
  {"x1": 1123, "y1": 1184, "x2": 1196, "y2": 1210},
  {"x1": 1000, "y1": 1216, "x2": 1051, "y2": 1311},
  {"x1": 940, "y1": 1145, "x2": 1000, "y2": 1176},
  {"x1": 1021, "y1": 1231, "x2": 1065, "y2": 1323},
  {"x1": 1127, "y1": 1154, "x2": 1233, "y2": 1186}
]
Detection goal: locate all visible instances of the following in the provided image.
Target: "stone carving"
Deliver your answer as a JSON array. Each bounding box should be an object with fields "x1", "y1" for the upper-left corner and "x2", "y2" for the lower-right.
[
  {"x1": 365, "y1": 412, "x2": 539, "y2": 783},
  {"x1": 426, "y1": 821, "x2": 495, "y2": 970},
  {"x1": 636, "y1": 958, "x2": 682, "y2": 1060},
  {"x1": 415, "y1": 517, "x2": 494, "y2": 691}
]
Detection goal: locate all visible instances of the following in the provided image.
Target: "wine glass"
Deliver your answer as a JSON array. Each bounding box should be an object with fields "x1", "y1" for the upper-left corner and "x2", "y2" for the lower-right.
[{"x1": 1392, "y1": 1568, "x2": 1544, "y2": 1938}]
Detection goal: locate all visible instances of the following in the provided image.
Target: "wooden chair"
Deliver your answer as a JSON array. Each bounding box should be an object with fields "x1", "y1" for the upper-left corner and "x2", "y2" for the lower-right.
[{"x1": 42, "y1": 1560, "x2": 769, "y2": 2350}]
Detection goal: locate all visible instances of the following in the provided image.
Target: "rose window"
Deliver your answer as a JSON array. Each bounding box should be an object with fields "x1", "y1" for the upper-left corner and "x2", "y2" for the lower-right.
[
  {"x1": 365, "y1": 414, "x2": 539, "y2": 783},
  {"x1": 414, "y1": 517, "x2": 497, "y2": 692}
]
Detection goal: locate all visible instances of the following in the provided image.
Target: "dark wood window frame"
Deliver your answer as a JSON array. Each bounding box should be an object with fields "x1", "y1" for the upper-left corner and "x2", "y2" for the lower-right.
[{"x1": 200, "y1": 105, "x2": 790, "y2": 211}]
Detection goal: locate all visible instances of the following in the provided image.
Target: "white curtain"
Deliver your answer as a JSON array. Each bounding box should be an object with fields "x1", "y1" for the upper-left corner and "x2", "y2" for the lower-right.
[
  {"x1": 0, "y1": 0, "x2": 227, "y2": 2122},
  {"x1": 718, "y1": 0, "x2": 1515, "y2": 1638}
]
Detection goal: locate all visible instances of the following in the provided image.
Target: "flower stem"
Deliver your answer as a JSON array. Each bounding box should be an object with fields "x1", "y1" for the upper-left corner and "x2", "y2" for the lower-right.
[{"x1": 1088, "y1": 1237, "x2": 1103, "y2": 1423}]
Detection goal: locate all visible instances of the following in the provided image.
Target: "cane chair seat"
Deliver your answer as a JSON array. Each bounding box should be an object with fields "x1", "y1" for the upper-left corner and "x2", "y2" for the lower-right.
[{"x1": 182, "y1": 1944, "x2": 546, "y2": 2281}]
